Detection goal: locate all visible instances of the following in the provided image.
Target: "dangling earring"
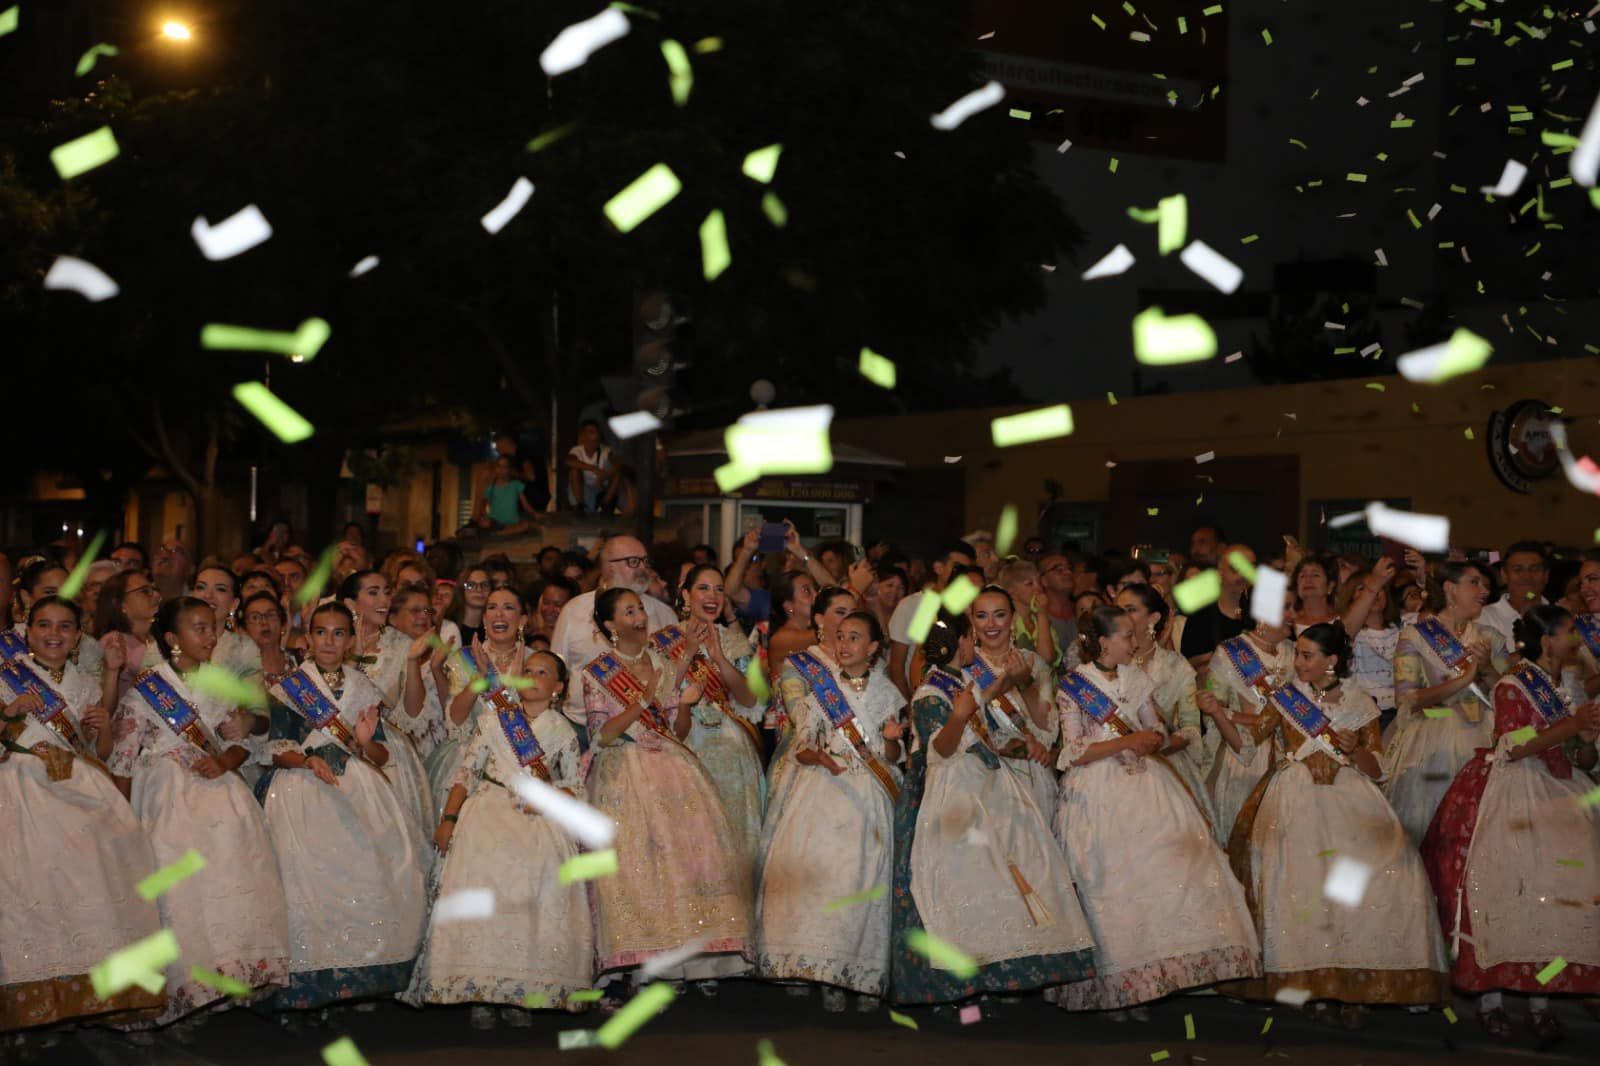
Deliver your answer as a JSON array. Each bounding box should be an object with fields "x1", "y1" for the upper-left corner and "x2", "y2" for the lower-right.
[
  {"x1": 517, "y1": 623, "x2": 526, "y2": 642},
  {"x1": 1147, "y1": 623, "x2": 1158, "y2": 640},
  {"x1": 1323, "y1": 663, "x2": 1337, "y2": 680},
  {"x1": 608, "y1": 629, "x2": 618, "y2": 647}
]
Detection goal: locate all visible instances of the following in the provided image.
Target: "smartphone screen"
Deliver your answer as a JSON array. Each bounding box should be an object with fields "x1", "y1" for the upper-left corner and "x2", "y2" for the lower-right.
[{"x1": 758, "y1": 522, "x2": 787, "y2": 554}]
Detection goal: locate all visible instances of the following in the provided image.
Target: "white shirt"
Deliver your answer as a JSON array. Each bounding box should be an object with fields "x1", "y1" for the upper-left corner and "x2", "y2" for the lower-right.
[
  {"x1": 1478, "y1": 593, "x2": 1547, "y2": 651},
  {"x1": 549, "y1": 587, "x2": 677, "y2": 724}
]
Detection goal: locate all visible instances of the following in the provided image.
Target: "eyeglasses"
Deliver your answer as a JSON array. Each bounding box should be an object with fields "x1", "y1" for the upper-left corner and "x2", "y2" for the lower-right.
[
  {"x1": 244, "y1": 612, "x2": 280, "y2": 625},
  {"x1": 462, "y1": 580, "x2": 487, "y2": 591},
  {"x1": 407, "y1": 606, "x2": 437, "y2": 616},
  {"x1": 605, "y1": 555, "x2": 648, "y2": 569},
  {"x1": 129, "y1": 585, "x2": 161, "y2": 599}
]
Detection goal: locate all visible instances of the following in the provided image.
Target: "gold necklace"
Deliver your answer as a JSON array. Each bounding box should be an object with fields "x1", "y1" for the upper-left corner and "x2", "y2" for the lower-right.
[
  {"x1": 841, "y1": 669, "x2": 870, "y2": 693},
  {"x1": 487, "y1": 640, "x2": 522, "y2": 674},
  {"x1": 318, "y1": 665, "x2": 345, "y2": 689},
  {"x1": 27, "y1": 653, "x2": 65, "y2": 684}
]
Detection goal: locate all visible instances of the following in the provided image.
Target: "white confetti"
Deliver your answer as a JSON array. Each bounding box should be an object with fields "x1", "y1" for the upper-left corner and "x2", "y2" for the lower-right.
[
  {"x1": 1402, "y1": 72, "x2": 1425, "y2": 86},
  {"x1": 1224, "y1": 351, "x2": 1243, "y2": 364},
  {"x1": 1481, "y1": 159, "x2": 1527, "y2": 197},
  {"x1": 348, "y1": 255, "x2": 380, "y2": 278},
  {"x1": 1081, "y1": 243, "x2": 1136, "y2": 280},
  {"x1": 432, "y1": 888, "x2": 495, "y2": 923},
  {"x1": 1570, "y1": 91, "x2": 1600, "y2": 187},
  {"x1": 638, "y1": 938, "x2": 709, "y2": 979},
  {"x1": 1323, "y1": 321, "x2": 1345, "y2": 331},
  {"x1": 930, "y1": 80, "x2": 1005, "y2": 130},
  {"x1": 43, "y1": 255, "x2": 119, "y2": 301},
  {"x1": 1359, "y1": 342, "x2": 1382, "y2": 356},
  {"x1": 481, "y1": 176, "x2": 534, "y2": 235},
  {"x1": 507, "y1": 775, "x2": 616, "y2": 849},
  {"x1": 1549, "y1": 422, "x2": 1600, "y2": 495},
  {"x1": 943, "y1": 455, "x2": 963, "y2": 464},
  {"x1": 540, "y1": 7, "x2": 630, "y2": 76},
  {"x1": 1327, "y1": 510, "x2": 1363, "y2": 529},
  {"x1": 608, "y1": 410, "x2": 662, "y2": 440},
  {"x1": 1250, "y1": 566, "x2": 1288, "y2": 627},
  {"x1": 1322, "y1": 857, "x2": 1373, "y2": 907},
  {"x1": 1178, "y1": 240, "x2": 1243, "y2": 294},
  {"x1": 1274, "y1": 987, "x2": 1312, "y2": 1007},
  {"x1": 1426, "y1": 202, "x2": 1441, "y2": 221},
  {"x1": 1365, "y1": 501, "x2": 1449, "y2": 552},
  {"x1": 558, "y1": 1030, "x2": 598, "y2": 1050},
  {"x1": 1194, "y1": 451, "x2": 1215, "y2": 464},
  {"x1": 1374, "y1": 248, "x2": 1388, "y2": 266},
  {"x1": 190, "y1": 204, "x2": 273, "y2": 261},
  {"x1": 1056, "y1": 138, "x2": 1073, "y2": 153},
  {"x1": 1355, "y1": 95, "x2": 1369, "y2": 107}
]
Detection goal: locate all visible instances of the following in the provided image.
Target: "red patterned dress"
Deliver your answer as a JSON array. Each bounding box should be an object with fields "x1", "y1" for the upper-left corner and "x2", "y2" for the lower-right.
[{"x1": 1421, "y1": 662, "x2": 1600, "y2": 993}]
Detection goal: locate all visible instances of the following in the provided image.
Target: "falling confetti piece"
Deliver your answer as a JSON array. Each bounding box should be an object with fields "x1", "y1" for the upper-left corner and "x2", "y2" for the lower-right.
[
  {"x1": 905, "y1": 930, "x2": 978, "y2": 977},
  {"x1": 1240, "y1": 233, "x2": 1259, "y2": 244},
  {"x1": 137, "y1": 849, "x2": 208, "y2": 901},
  {"x1": 1365, "y1": 383, "x2": 1386, "y2": 392},
  {"x1": 1109, "y1": 157, "x2": 1119, "y2": 173},
  {"x1": 745, "y1": 658, "x2": 771, "y2": 703},
  {"x1": 560, "y1": 849, "x2": 619, "y2": 885},
  {"x1": 595, "y1": 982, "x2": 676, "y2": 1048},
  {"x1": 558, "y1": 1029, "x2": 597, "y2": 1049},
  {"x1": 192, "y1": 204, "x2": 274, "y2": 260},
  {"x1": 1184, "y1": 1014, "x2": 1196, "y2": 1040},
  {"x1": 321, "y1": 1038, "x2": 370, "y2": 1066},
  {"x1": 858, "y1": 347, "x2": 897, "y2": 389},
  {"x1": 481, "y1": 177, "x2": 535, "y2": 235},
  {"x1": 1157, "y1": 194, "x2": 1187, "y2": 255},
  {"x1": 540, "y1": 7, "x2": 630, "y2": 76},
  {"x1": 959, "y1": 1004, "x2": 982, "y2": 1024},
  {"x1": 1082, "y1": 243, "x2": 1136, "y2": 280},
  {"x1": 1423, "y1": 707, "x2": 1455, "y2": 719},
  {"x1": 1179, "y1": 240, "x2": 1243, "y2": 293},
  {"x1": 524, "y1": 992, "x2": 549, "y2": 1008},
  {"x1": 1174, "y1": 570, "x2": 1221, "y2": 613},
  {"x1": 608, "y1": 410, "x2": 662, "y2": 440},
  {"x1": 42, "y1": 256, "x2": 119, "y2": 302},
  {"x1": 1261, "y1": 1017, "x2": 1274, "y2": 1034},
  {"x1": 757, "y1": 1039, "x2": 787, "y2": 1066},
  {"x1": 295, "y1": 545, "x2": 339, "y2": 607},
  {"x1": 700, "y1": 209, "x2": 731, "y2": 281},
  {"x1": 569, "y1": 989, "x2": 605, "y2": 1003},
  {"x1": 0, "y1": 6, "x2": 16, "y2": 37},
  {"x1": 639, "y1": 937, "x2": 710, "y2": 979},
  {"x1": 51, "y1": 126, "x2": 119, "y2": 180},
  {"x1": 58, "y1": 530, "x2": 107, "y2": 601},
  {"x1": 1506, "y1": 725, "x2": 1538, "y2": 744},
  {"x1": 1555, "y1": 858, "x2": 1585, "y2": 868},
  {"x1": 1443, "y1": 1006, "x2": 1458, "y2": 1023},
  {"x1": 1366, "y1": 502, "x2": 1449, "y2": 552},
  {"x1": 1251, "y1": 566, "x2": 1288, "y2": 626},
  {"x1": 725, "y1": 405, "x2": 832, "y2": 480},
  {"x1": 233, "y1": 383, "x2": 314, "y2": 443},
  {"x1": 526, "y1": 122, "x2": 579, "y2": 153},
  {"x1": 660, "y1": 39, "x2": 692, "y2": 105},
  {"x1": 991, "y1": 404, "x2": 1074, "y2": 447},
  {"x1": 1226, "y1": 550, "x2": 1256, "y2": 582},
  {"x1": 75, "y1": 42, "x2": 120, "y2": 76},
  {"x1": 761, "y1": 191, "x2": 788, "y2": 227},
  {"x1": 1323, "y1": 857, "x2": 1373, "y2": 907},
  {"x1": 1133, "y1": 307, "x2": 1217, "y2": 365},
  {"x1": 1151, "y1": 1053, "x2": 1171, "y2": 1063},
  {"x1": 190, "y1": 966, "x2": 252, "y2": 997},
  {"x1": 941, "y1": 577, "x2": 980, "y2": 614},
  {"x1": 507, "y1": 774, "x2": 617, "y2": 848},
  {"x1": 742, "y1": 144, "x2": 783, "y2": 184},
  {"x1": 825, "y1": 885, "x2": 888, "y2": 912},
  {"x1": 91, "y1": 929, "x2": 178, "y2": 999},
  {"x1": 889, "y1": 1011, "x2": 919, "y2": 1030},
  {"x1": 1273, "y1": 987, "x2": 1311, "y2": 1007},
  {"x1": 930, "y1": 81, "x2": 1004, "y2": 130},
  {"x1": 906, "y1": 592, "x2": 942, "y2": 644},
  {"x1": 1535, "y1": 957, "x2": 1567, "y2": 985},
  {"x1": 190, "y1": 662, "x2": 266, "y2": 709},
  {"x1": 1571, "y1": 91, "x2": 1600, "y2": 186},
  {"x1": 203, "y1": 317, "x2": 332, "y2": 360},
  {"x1": 1260, "y1": 28, "x2": 1273, "y2": 44},
  {"x1": 433, "y1": 888, "x2": 495, "y2": 923},
  {"x1": 348, "y1": 255, "x2": 380, "y2": 278},
  {"x1": 995, "y1": 504, "x2": 1018, "y2": 555},
  {"x1": 604, "y1": 164, "x2": 682, "y2": 233}
]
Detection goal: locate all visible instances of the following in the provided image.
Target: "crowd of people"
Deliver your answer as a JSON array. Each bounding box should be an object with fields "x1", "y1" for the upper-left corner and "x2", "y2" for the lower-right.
[{"x1": 1, "y1": 518, "x2": 1597, "y2": 1054}]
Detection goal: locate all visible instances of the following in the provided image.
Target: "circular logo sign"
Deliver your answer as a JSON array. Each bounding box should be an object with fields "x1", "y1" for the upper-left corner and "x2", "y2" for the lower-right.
[{"x1": 1486, "y1": 399, "x2": 1560, "y2": 494}]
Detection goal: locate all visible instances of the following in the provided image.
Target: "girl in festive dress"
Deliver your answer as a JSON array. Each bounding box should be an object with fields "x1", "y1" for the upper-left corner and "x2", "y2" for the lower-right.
[
  {"x1": 890, "y1": 613, "x2": 1095, "y2": 1005},
  {"x1": 1225, "y1": 623, "x2": 1449, "y2": 1028},
  {"x1": 659, "y1": 564, "x2": 765, "y2": 862},
  {"x1": 431, "y1": 588, "x2": 526, "y2": 821},
  {"x1": 96, "y1": 569, "x2": 163, "y2": 709},
  {"x1": 582, "y1": 588, "x2": 753, "y2": 987},
  {"x1": 758, "y1": 611, "x2": 905, "y2": 1011},
  {"x1": 1423, "y1": 605, "x2": 1600, "y2": 1043},
  {"x1": 108, "y1": 598, "x2": 290, "y2": 1029},
  {"x1": 1386, "y1": 560, "x2": 1507, "y2": 846},
  {"x1": 1335, "y1": 557, "x2": 1404, "y2": 736},
  {"x1": 390, "y1": 584, "x2": 449, "y2": 763},
  {"x1": 1201, "y1": 601, "x2": 1295, "y2": 845},
  {"x1": 0, "y1": 598, "x2": 162, "y2": 1034},
  {"x1": 963, "y1": 586, "x2": 1059, "y2": 818},
  {"x1": 342, "y1": 570, "x2": 431, "y2": 849},
  {"x1": 257, "y1": 602, "x2": 426, "y2": 1012},
  {"x1": 1049, "y1": 606, "x2": 1260, "y2": 1017},
  {"x1": 1117, "y1": 584, "x2": 1216, "y2": 829},
  {"x1": 404, "y1": 651, "x2": 593, "y2": 1027},
  {"x1": 192, "y1": 566, "x2": 269, "y2": 786}
]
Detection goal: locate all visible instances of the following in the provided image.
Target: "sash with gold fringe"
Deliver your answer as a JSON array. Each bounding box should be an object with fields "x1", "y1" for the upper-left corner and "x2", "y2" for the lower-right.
[
  {"x1": 1267, "y1": 683, "x2": 1348, "y2": 767},
  {"x1": 789, "y1": 649, "x2": 900, "y2": 801},
  {"x1": 1057, "y1": 668, "x2": 1138, "y2": 736},
  {"x1": 650, "y1": 624, "x2": 762, "y2": 754},
  {"x1": 0, "y1": 657, "x2": 90, "y2": 756},
  {"x1": 482, "y1": 681, "x2": 552, "y2": 783},
  {"x1": 132, "y1": 669, "x2": 221, "y2": 758},
  {"x1": 277, "y1": 668, "x2": 385, "y2": 775},
  {"x1": 585, "y1": 651, "x2": 681, "y2": 744}
]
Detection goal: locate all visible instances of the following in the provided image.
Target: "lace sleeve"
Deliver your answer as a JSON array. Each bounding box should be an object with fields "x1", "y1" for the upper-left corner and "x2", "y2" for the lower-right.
[
  {"x1": 1055, "y1": 687, "x2": 1091, "y2": 771},
  {"x1": 449, "y1": 720, "x2": 491, "y2": 793},
  {"x1": 1393, "y1": 627, "x2": 1425, "y2": 714}
]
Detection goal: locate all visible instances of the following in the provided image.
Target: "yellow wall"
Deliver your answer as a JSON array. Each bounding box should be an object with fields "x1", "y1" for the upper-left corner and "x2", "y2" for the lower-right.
[{"x1": 835, "y1": 358, "x2": 1600, "y2": 547}]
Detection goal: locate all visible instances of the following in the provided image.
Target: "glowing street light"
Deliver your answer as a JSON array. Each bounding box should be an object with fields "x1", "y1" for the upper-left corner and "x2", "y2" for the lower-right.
[{"x1": 159, "y1": 20, "x2": 194, "y2": 42}]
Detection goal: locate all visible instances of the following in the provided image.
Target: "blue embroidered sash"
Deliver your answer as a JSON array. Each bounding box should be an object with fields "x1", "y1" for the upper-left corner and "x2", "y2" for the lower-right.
[
  {"x1": 1510, "y1": 662, "x2": 1570, "y2": 725},
  {"x1": 650, "y1": 624, "x2": 756, "y2": 750},
  {"x1": 921, "y1": 668, "x2": 966, "y2": 704},
  {"x1": 1057, "y1": 669, "x2": 1135, "y2": 735},
  {"x1": 0, "y1": 630, "x2": 27, "y2": 662},
  {"x1": 132, "y1": 670, "x2": 219, "y2": 756},
  {"x1": 1577, "y1": 615, "x2": 1600, "y2": 660},
  {"x1": 1267, "y1": 683, "x2": 1344, "y2": 765},
  {"x1": 1220, "y1": 636, "x2": 1274, "y2": 701},
  {"x1": 277, "y1": 668, "x2": 381, "y2": 772},
  {"x1": 489, "y1": 692, "x2": 551, "y2": 782},
  {"x1": 790, "y1": 650, "x2": 900, "y2": 800},
  {"x1": 585, "y1": 651, "x2": 679, "y2": 741},
  {"x1": 965, "y1": 655, "x2": 1032, "y2": 734},
  {"x1": 0, "y1": 657, "x2": 87, "y2": 753},
  {"x1": 1413, "y1": 617, "x2": 1484, "y2": 722}
]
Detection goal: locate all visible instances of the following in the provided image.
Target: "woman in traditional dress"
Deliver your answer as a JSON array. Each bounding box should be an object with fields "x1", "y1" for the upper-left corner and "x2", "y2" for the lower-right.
[
  {"x1": 1225, "y1": 623, "x2": 1449, "y2": 1028},
  {"x1": 391, "y1": 584, "x2": 449, "y2": 763},
  {"x1": 341, "y1": 570, "x2": 430, "y2": 847},
  {"x1": 890, "y1": 613, "x2": 1095, "y2": 1005},
  {"x1": 242, "y1": 591, "x2": 298, "y2": 686},
  {"x1": 1049, "y1": 606, "x2": 1259, "y2": 1018},
  {"x1": 766, "y1": 570, "x2": 820, "y2": 670},
  {"x1": 1567, "y1": 551, "x2": 1600, "y2": 698},
  {"x1": 0, "y1": 597, "x2": 163, "y2": 1036},
  {"x1": 107, "y1": 597, "x2": 290, "y2": 1031},
  {"x1": 1336, "y1": 557, "x2": 1404, "y2": 734},
  {"x1": 192, "y1": 566, "x2": 262, "y2": 683},
  {"x1": 658, "y1": 564, "x2": 765, "y2": 861},
  {"x1": 758, "y1": 611, "x2": 904, "y2": 1011},
  {"x1": 582, "y1": 588, "x2": 752, "y2": 989},
  {"x1": 12, "y1": 562, "x2": 101, "y2": 682},
  {"x1": 430, "y1": 587, "x2": 526, "y2": 821},
  {"x1": 1117, "y1": 584, "x2": 1216, "y2": 828},
  {"x1": 1290, "y1": 556, "x2": 1339, "y2": 633},
  {"x1": 1200, "y1": 595, "x2": 1296, "y2": 845},
  {"x1": 1386, "y1": 560, "x2": 1507, "y2": 846},
  {"x1": 963, "y1": 585, "x2": 1058, "y2": 817},
  {"x1": 404, "y1": 650, "x2": 593, "y2": 1027},
  {"x1": 257, "y1": 602, "x2": 426, "y2": 1014},
  {"x1": 96, "y1": 570, "x2": 165, "y2": 709},
  {"x1": 1423, "y1": 605, "x2": 1600, "y2": 1042}
]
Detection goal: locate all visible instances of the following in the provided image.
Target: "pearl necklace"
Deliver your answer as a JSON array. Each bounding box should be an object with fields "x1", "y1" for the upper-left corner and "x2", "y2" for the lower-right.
[
  {"x1": 318, "y1": 665, "x2": 345, "y2": 689},
  {"x1": 615, "y1": 644, "x2": 648, "y2": 665}
]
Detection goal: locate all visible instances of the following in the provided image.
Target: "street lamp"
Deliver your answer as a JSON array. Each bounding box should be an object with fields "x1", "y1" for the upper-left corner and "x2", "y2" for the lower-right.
[{"x1": 159, "y1": 20, "x2": 194, "y2": 42}]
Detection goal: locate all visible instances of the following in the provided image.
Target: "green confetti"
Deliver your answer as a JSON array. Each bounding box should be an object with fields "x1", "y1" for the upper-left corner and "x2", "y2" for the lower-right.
[
  {"x1": 233, "y1": 383, "x2": 314, "y2": 444},
  {"x1": 91, "y1": 929, "x2": 178, "y2": 999},
  {"x1": 1423, "y1": 707, "x2": 1455, "y2": 719},
  {"x1": 699, "y1": 209, "x2": 730, "y2": 282},
  {"x1": 1177, "y1": 16, "x2": 1187, "y2": 33},
  {"x1": 202, "y1": 317, "x2": 332, "y2": 360},
  {"x1": 991, "y1": 404, "x2": 1074, "y2": 447},
  {"x1": 295, "y1": 544, "x2": 340, "y2": 607},
  {"x1": 1443, "y1": 1006, "x2": 1458, "y2": 1023},
  {"x1": 1260, "y1": 28, "x2": 1272, "y2": 45},
  {"x1": 995, "y1": 504, "x2": 1018, "y2": 556},
  {"x1": 1552, "y1": 58, "x2": 1574, "y2": 71},
  {"x1": 0, "y1": 6, "x2": 16, "y2": 38},
  {"x1": 1127, "y1": 205, "x2": 1160, "y2": 223},
  {"x1": 1456, "y1": 56, "x2": 1476, "y2": 66},
  {"x1": 1406, "y1": 209, "x2": 1422, "y2": 229},
  {"x1": 524, "y1": 992, "x2": 549, "y2": 1008},
  {"x1": 889, "y1": 1010, "x2": 919, "y2": 1030},
  {"x1": 137, "y1": 849, "x2": 207, "y2": 901},
  {"x1": 191, "y1": 662, "x2": 267, "y2": 709},
  {"x1": 761, "y1": 191, "x2": 788, "y2": 227},
  {"x1": 570, "y1": 988, "x2": 605, "y2": 1003},
  {"x1": 1541, "y1": 131, "x2": 1579, "y2": 148},
  {"x1": 905, "y1": 591, "x2": 942, "y2": 643},
  {"x1": 526, "y1": 122, "x2": 579, "y2": 153},
  {"x1": 1240, "y1": 233, "x2": 1259, "y2": 244},
  {"x1": 1090, "y1": 13, "x2": 1106, "y2": 30},
  {"x1": 1535, "y1": 957, "x2": 1566, "y2": 985},
  {"x1": 1133, "y1": 306, "x2": 1217, "y2": 365},
  {"x1": 858, "y1": 347, "x2": 897, "y2": 389},
  {"x1": 1506, "y1": 725, "x2": 1538, "y2": 744},
  {"x1": 1109, "y1": 157, "x2": 1119, "y2": 173},
  {"x1": 1184, "y1": 1014, "x2": 1196, "y2": 1040},
  {"x1": 595, "y1": 982, "x2": 676, "y2": 1049},
  {"x1": 1008, "y1": 108, "x2": 1032, "y2": 120},
  {"x1": 1107, "y1": 392, "x2": 1118, "y2": 406},
  {"x1": 190, "y1": 966, "x2": 252, "y2": 997},
  {"x1": 904, "y1": 930, "x2": 978, "y2": 978},
  {"x1": 1463, "y1": 427, "x2": 1475, "y2": 441},
  {"x1": 1555, "y1": 858, "x2": 1584, "y2": 868},
  {"x1": 321, "y1": 1036, "x2": 370, "y2": 1066},
  {"x1": 59, "y1": 530, "x2": 107, "y2": 601},
  {"x1": 941, "y1": 576, "x2": 980, "y2": 614},
  {"x1": 745, "y1": 658, "x2": 771, "y2": 703},
  {"x1": 603, "y1": 164, "x2": 682, "y2": 233},
  {"x1": 1346, "y1": 172, "x2": 1368, "y2": 183},
  {"x1": 1121, "y1": 1, "x2": 1135, "y2": 14},
  {"x1": 1317, "y1": 848, "x2": 1337, "y2": 857},
  {"x1": 741, "y1": 144, "x2": 783, "y2": 184},
  {"x1": 1147, "y1": 508, "x2": 1160, "y2": 517},
  {"x1": 1261, "y1": 1017, "x2": 1273, "y2": 1034},
  {"x1": 1226, "y1": 550, "x2": 1257, "y2": 583},
  {"x1": 660, "y1": 40, "x2": 692, "y2": 106},
  {"x1": 1390, "y1": 118, "x2": 1414, "y2": 128},
  {"x1": 1152, "y1": 1053, "x2": 1171, "y2": 1063},
  {"x1": 1288, "y1": 137, "x2": 1308, "y2": 149},
  {"x1": 1365, "y1": 383, "x2": 1386, "y2": 392},
  {"x1": 692, "y1": 37, "x2": 723, "y2": 54},
  {"x1": 1157, "y1": 193, "x2": 1187, "y2": 255},
  {"x1": 559, "y1": 848, "x2": 619, "y2": 885},
  {"x1": 825, "y1": 885, "x2": 887, "y2": 911},
  {"x1": 1173, "y1": 570, "x2": 1221, "y2": 613},
  {"x1": 75, "y1": 43, "x2": 120, "y2": 77},
  {"x1": 51, "y1": 126, "x2": 119, "y2": 180},
  {"x1": 1203, "y1": 3, "x2": 1222, "y2": 14}
]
